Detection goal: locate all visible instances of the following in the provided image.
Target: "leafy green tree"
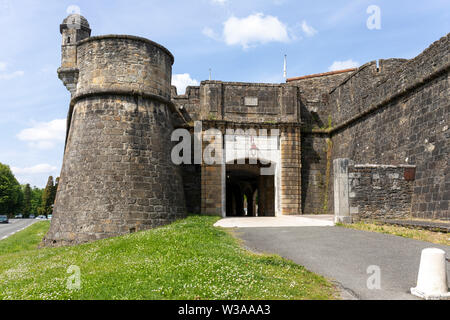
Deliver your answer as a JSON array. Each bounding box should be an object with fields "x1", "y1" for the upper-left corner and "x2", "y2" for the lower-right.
[
  {"x1": 0, "y1": 163, "x2": 23, "y2": 216},
  {"x1": 22, "y1": 184, "x2": 32, "y2": 215},
  {"x1": 16, "y1": 187, "x2": 24, "y2": 213},
  {"x1": 30, "y1": 187, "x2": 43, "y2": 216},
  {"x1": 40, "y1": 176, "x2": 56, "y2": 216}
]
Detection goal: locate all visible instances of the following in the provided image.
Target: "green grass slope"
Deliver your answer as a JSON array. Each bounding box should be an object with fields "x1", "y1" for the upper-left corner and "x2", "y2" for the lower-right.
[
  {"x1": 0, "y1": 221, "x2": 51, "y2": 255},
  {"x1": 0, "y1": 216, "x2": 337, "y2": 300}
]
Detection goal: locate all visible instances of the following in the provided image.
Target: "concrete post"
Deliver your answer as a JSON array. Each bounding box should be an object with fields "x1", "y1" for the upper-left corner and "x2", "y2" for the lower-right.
[
  {"x1": 411, "y1": 248, "x2": 450, "y2": 299},
  {"x1": 333, "y1": 158, "x2": 352, "y2": 224}
]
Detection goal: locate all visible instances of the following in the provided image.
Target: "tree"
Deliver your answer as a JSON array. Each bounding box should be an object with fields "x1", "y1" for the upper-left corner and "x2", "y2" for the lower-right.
[
  {"x1": 23, "y1": 184, "x2": 32, "y2": 215},
  {"x1": 52, "y1": 177, "x2": 59, "y2": 204},
  {"x1": 0, "y1": 162, "x2": 23, "y2": 216},
  {"x1": 30, "y1": 187, "x2": 43, "y2": 217},
  {"x1": 40, "y1": 176, "x2": 56, "y2": 216}
]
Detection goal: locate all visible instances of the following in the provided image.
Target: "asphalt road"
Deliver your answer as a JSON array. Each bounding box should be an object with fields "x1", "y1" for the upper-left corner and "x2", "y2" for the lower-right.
[
  {"x1": 0, "y1": 219, "x2": 38, "y2": 240},
  {"x1": 235, "y1": 226, "x2": 450, "y2": 300}
]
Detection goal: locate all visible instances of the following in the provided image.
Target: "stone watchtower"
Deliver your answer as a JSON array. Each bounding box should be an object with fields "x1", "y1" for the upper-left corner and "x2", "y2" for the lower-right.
[
  {"x1": 58, "y1": 14, "x2": 91, "y2": 95},
  {"x1": 42, "y1": 14, "x2": 186, "y2": 246}
]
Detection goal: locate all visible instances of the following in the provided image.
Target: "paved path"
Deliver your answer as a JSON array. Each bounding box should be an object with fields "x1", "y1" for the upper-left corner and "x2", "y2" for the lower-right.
[
  {"x1": 0, "y1": 219, "x2": 37, "y2": 240},
  {"x1": 234, "y1": 226, "x2": 450, "y2": 300},
  {"x1": 214, "y1": 215, "x2": 334, "y2": 228}
]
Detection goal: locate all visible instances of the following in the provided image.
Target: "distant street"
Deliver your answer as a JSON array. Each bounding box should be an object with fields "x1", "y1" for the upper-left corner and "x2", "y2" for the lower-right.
[{"x1": 0, "y1": 219, "x2": 38, "y2": 240}]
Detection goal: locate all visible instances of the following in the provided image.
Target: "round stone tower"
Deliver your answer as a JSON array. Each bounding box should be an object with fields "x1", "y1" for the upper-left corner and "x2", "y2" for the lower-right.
[{"x1": 42, "y1": 15, "x2": 186, "y2": 246}]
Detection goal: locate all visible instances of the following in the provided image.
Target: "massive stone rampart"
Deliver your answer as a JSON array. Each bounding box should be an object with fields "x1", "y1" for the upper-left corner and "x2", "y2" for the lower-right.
[
  {"x1": 329, "y1": 33, "x2": 449, "y2": 220},
  {"x1": 43, "y1": 21, "x2": 186, "y2": 246}
]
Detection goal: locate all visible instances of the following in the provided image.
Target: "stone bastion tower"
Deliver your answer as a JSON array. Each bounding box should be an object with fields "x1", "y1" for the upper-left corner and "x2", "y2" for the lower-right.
[{"x1": 42, "y1": 14, "x2": 186, "y2": 246}]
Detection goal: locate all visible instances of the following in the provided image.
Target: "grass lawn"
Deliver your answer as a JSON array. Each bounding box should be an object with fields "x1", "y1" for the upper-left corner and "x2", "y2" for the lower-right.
[
  {"x1": 0, "y1": 215, "x2": 338, "y2": 300},
  {"x1": 338, "y1": 221, "x2": 450, "y2": 246},
  {"x1": 0, "y1": 221, "x2": 51, "y2": 255}
]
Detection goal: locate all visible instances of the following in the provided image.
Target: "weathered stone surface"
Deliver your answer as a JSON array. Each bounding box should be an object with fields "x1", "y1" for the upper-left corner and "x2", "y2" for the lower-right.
[
  {"x1": 76, "y1": 35, "x2": 173, "y2": 101},
  {"x1": 348, "y1": 164, "x2": 416, "y2": 220},
  {"x1": 43, "y1": 15, "x2": 186, "y2": 247},
  {"x1": 198, "y1": 81, "x2": 300, "y2": 123},
  {"x1": 46, "y1": 14, "x2": 449, "y2": 247},
  {"x1": 333, "y1": 158, "x2": 350, "y2": 223},
  {"x1": 329, "y1": 34, "x2": 449, "y2": 221},
  {"x1": 170, "y1": 33, "x2": 448, "y2": 220}
]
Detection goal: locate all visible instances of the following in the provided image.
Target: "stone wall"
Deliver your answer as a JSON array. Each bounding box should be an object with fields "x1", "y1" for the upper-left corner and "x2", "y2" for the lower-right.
[
  {"x1": 43, "y1": 96, "x2": 186, "y2": 246},
  {"x1": 280, "y1": 125, "x2": 302, "y2": 215},
  {"x1": 330, "y1": 36, "x2": 447, "y2": 128},
  {"x1": 200, "y1": 125, "x2": 224, "y2": 216},
  {"x1": 288, "y1": 70, "x2": 354, "y2": 215},
  {"x1": 329, "y1": 33, "x2": 449, "y2": 220},
  {"x1": 301, "y1": 134, "x2": 330, "y2": 214},
  {"x1": 45, "y1": 30, "x2": 187, "y2": 246},
  {"x1": 181, "y1": 164, "x2": 201, "y2": 214},
  {"x1": 328, "y1": 59, "x2": 408, "y2": 127},
  {"x1": 172, "y1": 86, "x2": 201, "y2": 125},
  {"x1": 348, "y1": 164, "x2": 416, "y2": 220},
  {"x1": 49, "y1": 14, "x2": 449, "y2": 249},
  {"x1": 199, "y1": 81, "x2": 300, "y2": 123},
  {"x1": 288, "y1": 69, "x2": 355, "y2": 128},
  {"x1": 76, "y1": 35, "x2": 174, "y2": 101}
]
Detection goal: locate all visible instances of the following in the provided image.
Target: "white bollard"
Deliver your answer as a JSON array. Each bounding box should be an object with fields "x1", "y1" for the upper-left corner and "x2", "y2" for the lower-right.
[{"x1": 411, "y1": 248, "x2": 450, "y2": 300}]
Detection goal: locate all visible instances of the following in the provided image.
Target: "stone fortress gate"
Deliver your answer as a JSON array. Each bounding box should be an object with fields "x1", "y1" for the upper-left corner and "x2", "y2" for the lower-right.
[{"x1": 43, "y1": 14, "x2": 449, "y2": 246}]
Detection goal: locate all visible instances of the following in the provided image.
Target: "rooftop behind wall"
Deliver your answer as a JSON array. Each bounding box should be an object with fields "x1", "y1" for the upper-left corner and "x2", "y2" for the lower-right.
[{"x1": 329, "y1": 33, "x2": 449, "y2": 128}]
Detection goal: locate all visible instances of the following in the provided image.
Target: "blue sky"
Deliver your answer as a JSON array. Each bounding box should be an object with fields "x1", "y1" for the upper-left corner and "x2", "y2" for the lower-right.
[{"x1": 0, "y1": 0, "x2": 449, "y2": 187}]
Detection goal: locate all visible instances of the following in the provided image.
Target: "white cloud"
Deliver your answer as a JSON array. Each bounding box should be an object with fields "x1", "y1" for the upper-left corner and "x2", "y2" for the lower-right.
[
  {"x1": 172, "y1": 73, "x2": 199, "y2": 95},
  {"x1": 202, "y1": 27, "x2": 220, "y2": 41},
  {"x1": 301, "y1": 20, "x2": 318, "y2": 37},
  {"x1": 328, "y1": 59, "x2": 360, "y2": 71},
  {"x1": 211, "y1": 0, "x2": 227, "y2": 4},
  {"x1": 17, "y1": 119, "x2": 66, "y2": 149},
  {"x1": 0, "y1": 70, "x2": 24, "y2": 80},
  {"x1": 222, "y1": 13, "x2": 290, "y2": 49},
  {"x1": 11, "y1": 164, "x2": 58, "y2": 175},
  {"x1": 0, "y1": 62, "x2": 24, "y2": 80},
  {"x1": 11, "y1": 164, "x2": 60, "y2": 187}
]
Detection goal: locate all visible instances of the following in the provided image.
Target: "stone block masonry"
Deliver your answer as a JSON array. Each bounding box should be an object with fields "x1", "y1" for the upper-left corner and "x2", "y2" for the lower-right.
[
  {"x1": 43, "y1": 15, "x2": 186, "y2": 246},
  {"x1": 329, "y1": 34, "x2": 449, "y2": 221},
  {"x1": 43, "y1": 94, "x2": 186, "y2": 246},
  {"x1": 45, "y1": 13, "x2": 449, "y2": 246},
  {"x1": 280, "y1": 126, "x2": 302, "y2": 215},
  {"x1": 348, "y1": 164, "x2": 416, "y2": 221},
  {"x1": 333, "y1": 160, "x2": 416, "y2": 222}
]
